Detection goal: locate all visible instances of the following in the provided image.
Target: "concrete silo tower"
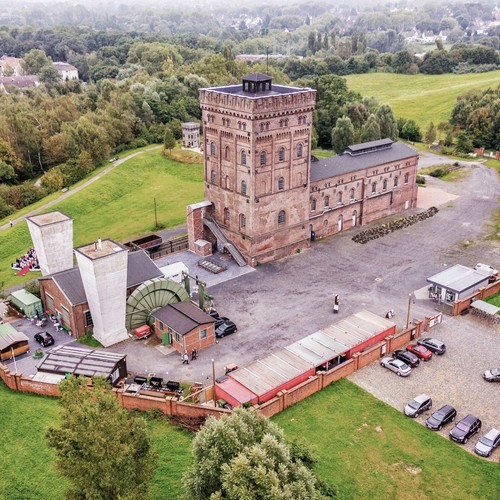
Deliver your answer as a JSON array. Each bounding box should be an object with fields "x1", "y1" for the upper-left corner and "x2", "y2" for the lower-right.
[
  {"x1": 26, "y1": 211, "x2": 74, "y2": 276},
  {"x1": 74, "y1": 239, "x2": 129, "y2": 347}
]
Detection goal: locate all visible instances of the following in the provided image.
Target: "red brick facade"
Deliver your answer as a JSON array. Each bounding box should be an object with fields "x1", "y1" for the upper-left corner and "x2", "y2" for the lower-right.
[
  {"x1": 193, "y1": 75, "x2": 418, "y2": 266},
  {"x1": 154, "y1": 318, "x2": 215, "y2": 354}
]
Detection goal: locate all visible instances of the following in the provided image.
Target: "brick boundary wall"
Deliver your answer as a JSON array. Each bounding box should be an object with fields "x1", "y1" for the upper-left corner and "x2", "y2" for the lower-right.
[
  {"x1": 452, "y1": 279, "x2": 500, "y2": 316},
  {"x1": 0, "y1": 321, "x2": 422, "y2": 420}
]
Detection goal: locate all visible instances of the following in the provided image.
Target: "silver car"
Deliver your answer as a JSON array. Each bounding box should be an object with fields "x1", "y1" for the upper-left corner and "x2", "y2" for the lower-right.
[
  {"x1": 404, "y1": 394, "x2": 432, "y2": 417},
  {"x1": 380, "y1": 356, "x2": 412, "y2": 377},
  {"x1": 474, "y1": 428, "x2": 500, "y2": 457}
]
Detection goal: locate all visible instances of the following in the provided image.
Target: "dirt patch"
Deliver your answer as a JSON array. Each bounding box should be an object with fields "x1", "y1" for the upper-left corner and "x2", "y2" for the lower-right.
[{"x1": 417, "y1": 186, "x2": 458, "y2": 209}]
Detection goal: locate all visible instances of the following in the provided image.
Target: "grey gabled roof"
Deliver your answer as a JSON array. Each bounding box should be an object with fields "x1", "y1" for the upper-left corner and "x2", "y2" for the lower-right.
[
  {"x1": 427, "y1": 264, "x2": 490, "y2": 293},
  {"x1": 152, "y1": 302, "x2": 215, "y2": 336},
  {"x1": 41, "y1": 250, "x2": 163, "y2": 306},
  {"x1": 310, "y1": 141, "x2": 418, "y2": 182}
]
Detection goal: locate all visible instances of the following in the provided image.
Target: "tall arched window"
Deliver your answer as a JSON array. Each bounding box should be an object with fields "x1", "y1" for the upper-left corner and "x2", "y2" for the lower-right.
[
  {"x1": 297, "y1": 143, "x2": 303, "y2": 158},
  {"x1": 279, "y1": 119, "x2": 283, "y2": 127},
  {"x1": 371, "y1": 182, "x2": 377, "y2": 194},
  {"x1": 211, "y1": 142, "x2": 216, "y2": 156},
  {"x1": 239, "y1": 214, "x2": 246, "y2": 229},
  {"x1": 311, "y1": 198, "x2": 316, "y2": 211},
  {"x1": 278, "y1": 210, "x2": 286, "y2": 224},
  {"x1": 278, "y1": 176, "x2": 284, "y2": 191},
  {"x1": 349, "y1": 188, "x2": 355, "y2": 200},
  {"x1": 404, "y1": 173, "x2": 409, "y2": 184},
  {"x1": 225, "y1": 175, "x2": 229, "y2": 189},
  {"x1": 224, "y1": 208, "x2": 230, "y2": 223},
  {"x1": 394, "y1": 176, "x2": 399, "y2": 187},
  {"x1": 266, "y1": 122, "x2": 270, "y2": 131},
  {"x1": 238, "y1": 121, "x2": 241, "y2": 130},
  {"x1": 241, "y1": 180, "x2": 247, "y2": 195},
  {"x1": 383, "y1": 179, "x2": 388, "y2": 191},
  {"x1": 210, "y1": 170, "x2": 216, "y2": 184},
  {"x1": 260, "y1": 151, "x2": 266, "y2": 166},
  {"x1": 242, "y1": 123, "x2": 246, "y2": 131},
  {"x1": 284, "y1": 119, "x2": 289, "y2": 127},
  {"x1": 241, "y1": 150, "x2": 246, "y2": 165},
  {"x1": 260, "y1": 123, "x2": 264, "y2": 132},
  {"x1": 337, "y1": 192, "x2": 343, "y2": 203},
  {"x1": 225, "y1": 146, "x2": 230, "y2": 161},
  {"x1": 324, "y1": 196, "x2": 330, "y2": 207},
  {"x1": 279, "y1": 147, "x2": 285, "y2": 162}
]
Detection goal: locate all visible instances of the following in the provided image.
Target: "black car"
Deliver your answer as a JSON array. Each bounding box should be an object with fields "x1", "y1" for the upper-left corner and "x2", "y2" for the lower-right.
[
  {"x1": 215, "y1": 321, "x2": 237, "y2": 338},
  {"x1": 393, "y1": 349, "x2": 420, "y2": 368},
  {"x1": 214, "y1": 317, "x2": 230, "y2": 329},
  {"x1": 425, "y1": 404, "x2": 457, "y2": 430},
  {"x1": 449, "y1": 414, "x2": 482, "y2": 444},
  {"x1": 34, "y1": 331, "x2": 55, "y2": 347},
  {"x1": 417, "y1": 337, "x2": 446, "y2": 355}
]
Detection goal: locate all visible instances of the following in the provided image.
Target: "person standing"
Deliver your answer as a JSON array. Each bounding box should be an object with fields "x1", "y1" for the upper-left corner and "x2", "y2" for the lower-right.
[
  {"x1": 191, "y1": 347, "x2": 197, "y2": 360},
  {"x1": 182, "y1": 351, "x2": 189, "y2": 364},
  {"x1": 9, "y1": 220, "x2": 13, "y2": 228}
]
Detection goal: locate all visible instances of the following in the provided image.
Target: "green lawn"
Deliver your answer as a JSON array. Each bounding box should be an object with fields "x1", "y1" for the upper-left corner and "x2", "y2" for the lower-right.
[
  {"x1": 0, "y1": 148, "x2": 204, "y2": 290},
  {"x1": 485, "y1": 292, "x2": 500, "y2": 308},
  {"x1": 345, "y1": 71, "x2": 500, "y2": 130},
  {"x1": 274, "y1": 379, "x2": 500, "y2": 500},
  {"x1": 2, "y1": 378, "x2": 499, "y2": 500}
]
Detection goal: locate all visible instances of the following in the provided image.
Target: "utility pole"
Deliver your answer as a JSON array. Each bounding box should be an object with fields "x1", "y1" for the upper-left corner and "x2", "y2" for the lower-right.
[
  {"x1": 153, "y1": 197, "x2": 158, "y2": 228},
  {"x1": 406, "y1": 293, "x2": 412, "y2": 329},
  {"x1": 212, "y1": 359, "x2": 217, "y2": 407}
]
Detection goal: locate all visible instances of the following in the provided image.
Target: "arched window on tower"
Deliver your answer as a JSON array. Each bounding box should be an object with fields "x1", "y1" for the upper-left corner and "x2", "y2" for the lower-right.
[
  {"x1": 278, "y1": 210, "x2": 286, "y2": 224},
  {"x1": 371, "y1": 182, "x2": 377, "y2": 194},
  {"x1": 211, "y1": 142, "x2": 216, "y2": 156},
  {"x1": 297, "y1": 143, "x2": 303, "y2": 158},
  {"x1": 266, "y1": 122, "x2": 270, "y2": 131},
  {"x1": 394, "y1": 176, "x2": 399, "y2": 187},
  {"x1": 225, "y1": 146, "x2": 230, "y2": 161},
  {"x1": 241, "y1": 180, "x2": 247, "y2": 195},
  {"x1": 337, "y1": 191, "x2": 343, "y2": 204},
  {"x1": 279, "y1": 147, "x2": 285, "y2": 162},
  {"x1": 239, "y1": 213, "x2": 246, "y2": 229},
  {"x1": 224, "y1": 208, "x2": 230, "y2": 223},
  {"x1": 278, "y1": 176, "x2": 284, "y2": 191},
  {"x1": 210, "y1": 170, "x2": 216, "y2": 184},
  {"x1": 242, "y1": 123, "x2": 246, "y2": 131},
  {"x1": 324, "y1": 195, "x2": 330, "y2": 207},
  {"x1": 383, "y1": 179, "x2": 388, "y2": 191},
  {"x1": 311, "y1": 198, "x2": 317, "y2": 211},
  {"x1": 349, "y1": 188, "x2": 355, "y2": 200},
  {"x1": 241, "y1": 150, "x2": 246, "y2": 165},
  {"x1": 404, "y1": 173, "x2": 409, "y2": 184},
  {"x1": 225, "y1": 175, "x2": 229, "y2": 189},
  {"x1": 260, "y1": 151, "x2": 266, "y2": 166},
  {"x1": 260, "y1": 123, "x2": 264, "y2": 132}
]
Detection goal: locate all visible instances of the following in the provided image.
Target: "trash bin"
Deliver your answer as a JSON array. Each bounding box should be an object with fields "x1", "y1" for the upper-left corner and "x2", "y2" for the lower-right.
[{"x1": 310, "y1": 230, "x2": 316, "y2": 241}]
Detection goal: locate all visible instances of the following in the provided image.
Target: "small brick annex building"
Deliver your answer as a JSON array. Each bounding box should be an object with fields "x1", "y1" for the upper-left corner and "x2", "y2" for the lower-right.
[{"x1": 187, "y1": 73, "x2": 418, "y2": 265}]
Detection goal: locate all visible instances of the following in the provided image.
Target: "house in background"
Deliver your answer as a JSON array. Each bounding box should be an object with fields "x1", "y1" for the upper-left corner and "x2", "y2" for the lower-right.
[
  {"x1": 52, "y1": 62, "x2": 78, "y2": 81},
  {"x1": 0, "y1": 75, "x2": 39, "y2": 93},
  {"x1": 152, "y1": 301, "x2": 216, "y2": 354},
  {"x1": 0, "y1": 55, "x2": 23, "y2": 76}
]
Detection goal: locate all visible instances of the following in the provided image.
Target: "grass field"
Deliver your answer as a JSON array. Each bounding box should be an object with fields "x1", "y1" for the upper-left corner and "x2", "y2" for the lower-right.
[
  {"x1": 485, "y1": 292, "x2": 500, "y2": 308},
  {"x1": 345, "y1": 71, "x2": 500, "y2": 130},
  {"x1": 2, "y1": 378, "x2": 499, "y2": 500},
  {"x1": 0, "y1": 148, "x2": 204, "y2": 290}
]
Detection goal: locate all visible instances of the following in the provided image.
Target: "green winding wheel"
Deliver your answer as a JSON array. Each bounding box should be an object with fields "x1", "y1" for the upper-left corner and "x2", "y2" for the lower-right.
[{"x1": 125, "y1": 278, "x2": 190, "y2": 331}]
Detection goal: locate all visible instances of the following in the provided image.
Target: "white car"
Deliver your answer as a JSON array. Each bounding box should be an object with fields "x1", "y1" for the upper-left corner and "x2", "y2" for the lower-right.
[
  {"x1": 474, "y1": 428, "x2": 500, "y2": 457},
  {"x1": 474, "y1": 263, "x2": 498, "y2": 277},
  {"x1": 380, "y1": 356, "x2": 412, "y2": 377}
]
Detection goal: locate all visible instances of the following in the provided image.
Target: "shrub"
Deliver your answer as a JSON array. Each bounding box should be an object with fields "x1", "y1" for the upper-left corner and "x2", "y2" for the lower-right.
[
  {"x1": 24, "y1": 280, "x2": 41, "y2": 298},
  {"x1": 4, "y1": 182, "x2": 47, "y2": 209},
  {"x1": 41, "y1": 167, "x2": 64, "y2": 192},
  {"x1": 430, "y1": 168, "x2": 445, "y2": 178},
  {"x1": 416, "y1": 175, "x2": 426, "y2": 185}
]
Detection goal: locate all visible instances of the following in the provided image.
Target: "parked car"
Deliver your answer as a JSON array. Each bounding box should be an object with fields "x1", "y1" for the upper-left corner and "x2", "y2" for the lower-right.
[
  {"x1": 417, "y1": 337, "x2": 446, "y2": 355},
  {"x1": 425, "y1": 405, "x2": 457, "y2": 430},
  {"x1": 214, "y1": 316, "x2": 230, "y2": 329},
  {"x1": 474, "y1": 428, "x2": 500, "y2": 457},
  {"x1": 393, "y1": 349, "x2": 420, "y2": 367},
  {"x1": 208, "y1": 310, "x2": 219, "y2": 319},
  {"x1": 483, "y1": 368, "x2": 500, "y2": 382},
  {"x1": 406, "y1": 343, "x2": 432, "y2": 361},
  {"x1": 380, "y1": 357, "x2": 411, "y2": 377},
  {"x1": 34, "y1": 331, "x2": 54, "y2": 347},
  {"x1": 215, "y1": 321, "x2": 237, "y2": 338},
  {"x1": 404, "y1": 394, "x2": 432, "y2": 417},
  {"x1": 449, "y1": 414, "x2": 482, "y2": 444}
]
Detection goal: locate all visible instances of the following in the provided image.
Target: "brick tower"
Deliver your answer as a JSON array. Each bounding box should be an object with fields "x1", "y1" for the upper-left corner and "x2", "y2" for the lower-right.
[{"x1": 197, "y1": 74, "x2": 316, "y2": 265}]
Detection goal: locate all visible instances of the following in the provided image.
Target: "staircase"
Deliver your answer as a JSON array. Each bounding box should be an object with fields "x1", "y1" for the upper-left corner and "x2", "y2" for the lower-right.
[{"x1": 203, "y1": 216, "x2": 247, "y2": 267}]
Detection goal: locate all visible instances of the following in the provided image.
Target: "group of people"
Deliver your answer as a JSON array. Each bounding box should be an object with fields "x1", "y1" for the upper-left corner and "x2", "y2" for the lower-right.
[
  {"x1": 12, "y1": 248, "x2": 40, "y2": 271},
  {"x1": 181, "y1": 348, "x2": 197, "y2": 364}
]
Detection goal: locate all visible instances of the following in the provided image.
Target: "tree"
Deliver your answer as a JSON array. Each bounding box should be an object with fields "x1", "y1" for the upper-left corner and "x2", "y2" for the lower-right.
[
  {"x1": 331, "y1": 116, "x2": 355, "y2": 154},
  {"x1": 455, "y1": 130, "x2": 473, "y2": 153},
  {"x1": 21, "y1": 49, "x2": 51, "y2": 74},
  {"x1": 183, "y1": 408, "x2": 320, "y2": 500},
  {"x1": 399, "y1": 119, "x2": 422, "y2": 142},
  {"x1": 360, "y1": 114, "x2": 381, "y2": 142},
  {"x1": 375, "y1": 104, "x2": 398, "y2": 140},
  {"x1": 46, "y1": 376, "x2": 157, "y2": 500},
  {"x1": 163, "y1": 126, "x2": 176, "y2": 152},
  {"x1": 425, "y1": 122, "x2": 437, "y2": 145},
  {"x1": 39, "y1": 64, "x2": 61, "y2": 86}
]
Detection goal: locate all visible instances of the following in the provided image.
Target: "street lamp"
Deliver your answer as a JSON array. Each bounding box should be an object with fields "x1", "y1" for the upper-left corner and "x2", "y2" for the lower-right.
[{"x1": 212, "y1": 359, "x2": 216, "y2": 407}]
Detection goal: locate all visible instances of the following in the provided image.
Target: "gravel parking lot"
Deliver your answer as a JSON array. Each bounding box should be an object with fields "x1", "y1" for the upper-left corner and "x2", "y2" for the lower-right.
[{"x1": 348, "y1": 313, "x2": 500, "y2": 460}]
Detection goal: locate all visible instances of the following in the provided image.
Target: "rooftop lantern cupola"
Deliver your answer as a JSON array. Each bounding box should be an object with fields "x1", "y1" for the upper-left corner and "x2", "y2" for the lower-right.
[{"x1": 242, "y1": 73, "x2": 273, "y2": 93}]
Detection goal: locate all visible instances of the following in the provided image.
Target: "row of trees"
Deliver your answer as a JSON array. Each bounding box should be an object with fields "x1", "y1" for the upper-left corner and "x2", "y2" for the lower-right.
[{"x1": 48, "y1": 376, "x2": 333, "y2": 499}]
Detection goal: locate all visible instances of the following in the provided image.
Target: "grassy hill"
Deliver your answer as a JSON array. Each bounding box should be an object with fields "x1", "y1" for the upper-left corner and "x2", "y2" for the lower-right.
[
  {"x1": 345, "y1": 70, "x2": 500, "y2": 129},
  {"x1": 0, "y1": 148, "x2": 204, "y2": 290}
]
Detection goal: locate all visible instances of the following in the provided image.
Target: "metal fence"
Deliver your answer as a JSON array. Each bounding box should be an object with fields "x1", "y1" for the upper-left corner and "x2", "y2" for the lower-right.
[{"x1": 149, "y1": 236, "x2": 189, "y2": 259}]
